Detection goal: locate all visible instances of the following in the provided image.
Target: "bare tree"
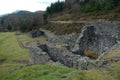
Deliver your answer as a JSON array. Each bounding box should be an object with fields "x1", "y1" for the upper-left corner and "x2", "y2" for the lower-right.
[
  {"x1": 71, "y1": 3, "x2": 80, "y2": 21},
  {"x1": 65, "y1": 0, "x2": 74, "y2": 10}
]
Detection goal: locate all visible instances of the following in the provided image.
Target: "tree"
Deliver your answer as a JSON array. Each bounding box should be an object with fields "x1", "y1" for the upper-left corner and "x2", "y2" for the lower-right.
[
  {"x1": 19, "y1": 20, "x2": 27, "y2": 32},
  {"x1": 71, "y1": 3, "x2": 80, "y2": 20},
  {"x1": 103, "y1": 0, "x2": 114, "y2": 10},
  {"x1": 111, "y1": 0, "x2": 120, "y2": 7},
  {"x1": 65, "y1": 0, "x2": 74, "y2": 10},
  {"x1": 7, "y1": 24, "x2": 12, "y2": 31},
  {"x1": 33, "y1": 11, "x2": 44, "y2": 26},
  {"x1": 46, "y1": 1, "x2": 65, "y2": 16},
  {"x1": 1, "y1": 18, "x2": 4, "y2": 25}
]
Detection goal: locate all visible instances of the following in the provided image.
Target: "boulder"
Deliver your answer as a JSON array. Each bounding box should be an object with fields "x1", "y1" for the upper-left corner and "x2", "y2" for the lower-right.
[
  {"x1": 29, "y1": 45, "x2": 50, "y2": 64},
  {"x1": 29, "y1": 29, "x2": 44, "y2": 38},
  {"x1": 73, "y1": 22, "x2": 120, "y2": 57}
]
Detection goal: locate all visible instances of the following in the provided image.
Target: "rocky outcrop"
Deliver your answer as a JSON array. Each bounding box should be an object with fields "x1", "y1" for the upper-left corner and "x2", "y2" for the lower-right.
[{"x1": 73, "y1": 21, "x2": 120, "y2": 56}]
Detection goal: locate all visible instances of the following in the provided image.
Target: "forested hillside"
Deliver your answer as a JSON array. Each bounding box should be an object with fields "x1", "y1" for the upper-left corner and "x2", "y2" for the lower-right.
[
  {"x1": 0, "y1": 11, "x2": 44, "y2": 32},
  {"x1": 45, "y1": 0, "x2": 120, "y2": 21}
]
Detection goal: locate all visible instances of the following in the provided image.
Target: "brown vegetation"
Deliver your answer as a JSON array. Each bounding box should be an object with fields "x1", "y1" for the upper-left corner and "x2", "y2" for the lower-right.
[
  {"x1": 84, "y1": 49, "x2": 98, "y2": 59},
  {"x1": 41, "y1": 23, "x2": 84, "y2": 35}
]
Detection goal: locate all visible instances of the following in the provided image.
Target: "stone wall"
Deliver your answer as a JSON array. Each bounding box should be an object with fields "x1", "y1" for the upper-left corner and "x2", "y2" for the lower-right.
[{"x1": 40, "y1": 29, "x2": 79, "y2": 46}]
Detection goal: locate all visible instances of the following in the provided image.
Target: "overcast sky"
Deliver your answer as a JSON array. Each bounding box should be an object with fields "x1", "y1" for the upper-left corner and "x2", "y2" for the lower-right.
[{"x1": 0, "y1": 0, "x2": 64, "y2": 15}]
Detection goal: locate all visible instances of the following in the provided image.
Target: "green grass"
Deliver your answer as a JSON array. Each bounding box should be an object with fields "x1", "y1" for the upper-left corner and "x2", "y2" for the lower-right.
[
  {"x1": 0, "y1": 32, "x2": 29, "y2": 63},
  {"x1": 0, "y1": 64, "x2": 74, "y2": 80},
  {"x1": 0, "y1": 64, "x2": 24, "y2": 78},
  {"x1": 65, "y1": 69, "x2": 116, "y2": 80},
  {"x1": 17, "y1": 33, "x2": 47, "y2": 45},
  {"x1": 0, "y1": 64, "x2": 119, "y2": 80},
  {"x1": 110, "y1": 62, "x2": 120, "y2": 80}
]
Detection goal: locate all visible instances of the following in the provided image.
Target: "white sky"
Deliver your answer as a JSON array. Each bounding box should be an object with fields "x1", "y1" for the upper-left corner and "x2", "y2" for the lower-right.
[{"x1": 0, "y1": 0, "x2": 64, "y2": 15}]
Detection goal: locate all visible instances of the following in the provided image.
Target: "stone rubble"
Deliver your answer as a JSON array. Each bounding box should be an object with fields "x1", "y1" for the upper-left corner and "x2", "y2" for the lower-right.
[{"x1": 29, "y1": 21, "x2": 120, "y2": 70}]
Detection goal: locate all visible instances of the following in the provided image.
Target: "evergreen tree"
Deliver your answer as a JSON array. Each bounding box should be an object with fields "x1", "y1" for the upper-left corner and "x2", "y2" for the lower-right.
[
  {"x1": 46, "y1": 1, "x2": 65, "y2": 16},
  {"x1": 7, "y1": 25, "x2": 12, "y2": 31}
]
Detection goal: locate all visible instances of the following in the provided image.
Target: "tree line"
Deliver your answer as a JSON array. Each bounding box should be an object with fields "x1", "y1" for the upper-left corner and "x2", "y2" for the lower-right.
[
  {"x1": 0, "y1": 11, "x2": 44, "y2": 32},
  {"x1": 45, "y1": 1, "x2": 65, "y2": 16},
  {"x1": 75, "y1": 0, "x2": 120, "y2": 12},
  {"x1": 45, "y1": 0, "x2": 120, "y2": 16}
]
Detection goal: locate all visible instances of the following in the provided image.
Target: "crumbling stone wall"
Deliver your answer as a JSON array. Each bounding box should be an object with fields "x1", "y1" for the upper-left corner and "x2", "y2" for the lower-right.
[{"x1": 40, "y1": 29, "x2": 79, "y2": 46}]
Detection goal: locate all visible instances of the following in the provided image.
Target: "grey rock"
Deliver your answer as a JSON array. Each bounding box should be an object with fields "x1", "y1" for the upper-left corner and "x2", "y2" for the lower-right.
[
  {"x1": 29, "y1": 29, "x2": 44, "y2": 38},
  {"x1": 73, "y1": 22, "x2": 120, "y2": 55},
  {"x1": 29, "y1": 45, "x2": 50, "y2": 64}
]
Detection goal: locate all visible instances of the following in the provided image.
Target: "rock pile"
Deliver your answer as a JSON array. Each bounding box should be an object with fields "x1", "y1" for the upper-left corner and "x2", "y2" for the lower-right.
[{"x1": 29, "y1": 44, "x2": 112, "y2": 70}]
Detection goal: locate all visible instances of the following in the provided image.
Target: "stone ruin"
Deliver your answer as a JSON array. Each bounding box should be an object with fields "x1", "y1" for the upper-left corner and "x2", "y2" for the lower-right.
[
  {"x1": 29, "y1": 29, "x2": 44, "y2": 38},
  {"x1": 29, "y1": 21, "x2": 120, "y2": 70}
]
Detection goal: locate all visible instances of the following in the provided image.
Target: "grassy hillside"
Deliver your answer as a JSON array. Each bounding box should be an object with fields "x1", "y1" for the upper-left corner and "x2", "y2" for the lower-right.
[
  {"x1": 0, "y1": 32, "x2": 120, "y2": 80},
  {"x1": 43, "y1": 9, "x2": 120, "y2": 35},
  {"x1": 48, "y1": 10, "x2": 120, "y2": 21},
  {"x1": 1, "y1": 64, "x2": 120, "y2": 80},
  {"x1": 102, "y1": 44, "x2": 120, "y2": 59},
  {"x1": 42, "y1": 23, "x2": 84, "y2": 35}
]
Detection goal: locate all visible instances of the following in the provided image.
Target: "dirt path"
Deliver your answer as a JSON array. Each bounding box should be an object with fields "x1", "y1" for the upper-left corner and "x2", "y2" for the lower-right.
[
  {"x1": 49, "y1": 21, "x2": 93, "y2": 24},
  {"x1": 49, "y1": 20, "x2": 112, "y2": 24}
]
